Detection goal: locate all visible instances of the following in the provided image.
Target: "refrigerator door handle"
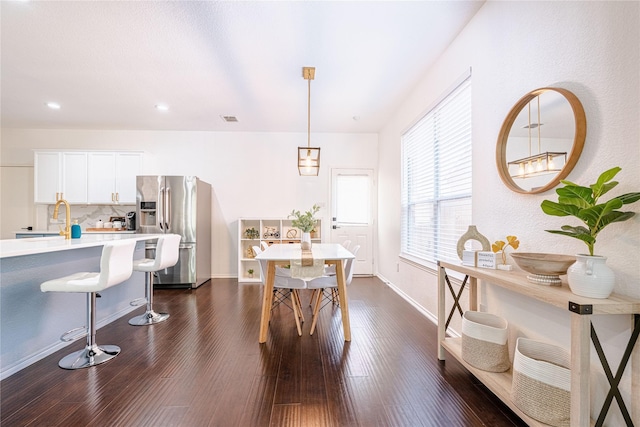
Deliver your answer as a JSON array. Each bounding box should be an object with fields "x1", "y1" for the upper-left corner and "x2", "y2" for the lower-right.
[
  {"x1": 165, "y1": 187, "x2": 171, "y2": 230},
  {"x1": 159, "y1": 186, "x2": 165, "y2": 230}
]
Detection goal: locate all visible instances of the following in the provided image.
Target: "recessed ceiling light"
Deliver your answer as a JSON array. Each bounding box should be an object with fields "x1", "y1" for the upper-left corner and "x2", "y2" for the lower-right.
[
  {"x1": 220, "y1": 115, "x2": 238, "y2": 122},
  {"x1": 352, "y1": 115, "x2": 360, "y2": 121},
  {"x1": 45, "y1": 102, "x2": 61, "y2": 110},
  {"x1": 155, "y1": 104, "x2": 169, "y2": 111}
]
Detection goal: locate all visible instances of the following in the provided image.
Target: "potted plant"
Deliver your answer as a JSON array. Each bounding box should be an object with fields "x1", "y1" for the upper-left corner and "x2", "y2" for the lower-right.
[
  {"x1": 491, "y1": 235, "x2": 519, "y2": 271},
  {"x1": 541, "y1": 166, "x2": 640, "y2": 298},
  {"x1": 245, "y1": 227, "x2": 260, "y2": 240},
  {"x1": 248, "y1": 269, "x2": 254, "y2": 278},
  {"x1": 288, "y1": 204, "x2": 320, "y2": 250}
]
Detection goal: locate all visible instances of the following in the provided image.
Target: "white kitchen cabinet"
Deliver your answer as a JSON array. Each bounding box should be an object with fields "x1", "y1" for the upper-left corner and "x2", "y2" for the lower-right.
[
  {"x1": 34, "y1": 151, "x2": 87, "y2": 203},
  {"x1": 114, "y1": 152, "x2": 142, "y2": 203},
  {"x1": 34, "y1": 151, "x2": 142, "y2": 205},
  {"x1": 87, "y1": 152, "x2": 141, "y2": 204}
]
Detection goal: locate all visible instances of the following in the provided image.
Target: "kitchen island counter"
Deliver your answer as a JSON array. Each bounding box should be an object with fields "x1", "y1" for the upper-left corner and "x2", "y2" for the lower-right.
[
  {"x1": 2, "y1": 233, "x2": 158, "y2": 258},
  {"x1": 1, "y1": 233, "x2": 161, "y2": 379}
]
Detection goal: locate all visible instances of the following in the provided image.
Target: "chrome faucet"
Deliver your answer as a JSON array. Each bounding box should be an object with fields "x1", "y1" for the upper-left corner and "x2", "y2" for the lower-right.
[{"x1": 53, "y1": 198, "x2": 71, "y2": 239}]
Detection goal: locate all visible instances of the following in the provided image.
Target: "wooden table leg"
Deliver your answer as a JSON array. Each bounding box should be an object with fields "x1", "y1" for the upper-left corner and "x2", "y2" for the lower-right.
[
  {"x1": 437, "y1": 265, "x2": 446, "y2": 360},
  {"x1": 469, "y1": 276, "x2": 478, "y2": 311},
  {"x1": 259, "y1": 260, "x2": 276, "y2": 343},
  {"x1": 632, "y1": 314, "x2": 640, "y2": 426},
  {"x1": 570, "y1": 312, "x2": 591, "y2": 427},
  {"x1": 335, "y1": 259, "x2": 351, "y2": 341}
]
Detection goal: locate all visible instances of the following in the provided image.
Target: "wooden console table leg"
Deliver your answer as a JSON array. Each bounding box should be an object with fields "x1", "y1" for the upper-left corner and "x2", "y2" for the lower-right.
[
  {"x1": 437, "y1": 264, "x2": 446, "y2": 360},
  {"x1": 631, "y1": 315, "x2": 639, "y2": 426},
  {"x1": 469, "y1": 277, "x2": 477, "y2": 311},
  {"x1": 571, "y1": 313, "x2": 591, "y2": 427}
]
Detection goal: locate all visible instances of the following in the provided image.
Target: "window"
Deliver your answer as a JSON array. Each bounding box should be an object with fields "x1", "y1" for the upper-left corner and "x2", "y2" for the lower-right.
[{"x1": 401, "y1": 75, "x2": 472, "y2": 266}]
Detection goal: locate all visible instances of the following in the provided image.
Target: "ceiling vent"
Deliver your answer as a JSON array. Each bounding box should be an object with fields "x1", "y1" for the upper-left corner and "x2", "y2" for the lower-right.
[{"x1": 220, "y1": 115, "x2": 238, "y2": 122}]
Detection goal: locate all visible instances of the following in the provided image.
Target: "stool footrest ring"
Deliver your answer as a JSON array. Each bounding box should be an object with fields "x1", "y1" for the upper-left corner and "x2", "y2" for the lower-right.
[
  {"x1": 60, "y1": 327, "x2": 87, "y2": 342},
  {"x1": 130, "y1": 297, "x2": 148, "y2": 307}
]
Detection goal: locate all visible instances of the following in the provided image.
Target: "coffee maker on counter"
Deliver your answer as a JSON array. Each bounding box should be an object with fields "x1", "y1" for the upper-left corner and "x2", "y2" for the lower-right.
[{"x1": 125, "y1": 211, "x2": 136, "y2": 231}]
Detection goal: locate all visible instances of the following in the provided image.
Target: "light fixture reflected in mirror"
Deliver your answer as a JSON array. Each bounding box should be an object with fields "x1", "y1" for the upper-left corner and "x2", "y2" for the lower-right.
[
  {"x1": 496, "y1": 87, "x2": 586, "y2": 194},
  {"x1": 508, "y1": 95, "x2": 567, "y2": 179},
  {"x1": 298, "y1": 67, "x2": 321, "y2": 176}
]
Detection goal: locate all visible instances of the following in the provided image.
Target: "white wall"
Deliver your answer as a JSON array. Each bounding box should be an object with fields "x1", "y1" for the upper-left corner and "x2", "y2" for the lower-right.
[
  {"x1": 377, "y1": 1, "x2": 639, "y2": 424},
  {"x1": 0, "y1": 129, "x2": 378, "y2": 276}
]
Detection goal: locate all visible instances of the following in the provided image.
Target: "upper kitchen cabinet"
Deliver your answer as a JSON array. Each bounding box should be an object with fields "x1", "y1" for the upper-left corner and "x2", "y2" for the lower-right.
[
  {"x1": 87, "y1": 152, "x2": 142, "y2": 204},
  {"x1": 34, "y1": 150, "x2": 142, "y2": 204},
  {"x1": 34, "y1": 151, "x2": 88, "y2": 204}
]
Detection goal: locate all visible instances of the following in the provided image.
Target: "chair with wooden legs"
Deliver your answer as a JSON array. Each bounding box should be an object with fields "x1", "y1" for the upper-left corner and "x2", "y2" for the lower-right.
[
  {"x1": 254, "y1": 246, "x2": 307, "y2": 336},
  {"x1": 307, "y1": 245, "x2": 360, "y2": 335}
]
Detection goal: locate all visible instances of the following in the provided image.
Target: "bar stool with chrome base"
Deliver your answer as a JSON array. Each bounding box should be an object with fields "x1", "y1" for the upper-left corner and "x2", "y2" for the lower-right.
[
  {"x1": 40, "y1": 239, "x2": 137, "y2": 369},
  {"x1": 128, "y1": 234, "x2": 180, "y2": 326}
]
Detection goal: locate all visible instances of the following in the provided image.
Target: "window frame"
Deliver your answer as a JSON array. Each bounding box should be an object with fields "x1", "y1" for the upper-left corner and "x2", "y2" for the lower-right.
[{"x1": 400, "y1": 71, "x2": 472, "y2": 270}]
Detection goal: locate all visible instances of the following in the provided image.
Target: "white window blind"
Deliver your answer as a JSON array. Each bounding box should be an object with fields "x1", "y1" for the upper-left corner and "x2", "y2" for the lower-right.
[{"x1": 401, "y1": 77, "x2": 472, "y2": 265}]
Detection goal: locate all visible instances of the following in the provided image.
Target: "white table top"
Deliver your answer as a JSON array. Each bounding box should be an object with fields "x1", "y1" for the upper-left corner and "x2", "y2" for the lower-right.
[
  {"x1": 0, "y1": 234, "x2": 162, "y2": 259},
  {"x1": 255, "y1": 243, "x2": 355, "y2": 261}
]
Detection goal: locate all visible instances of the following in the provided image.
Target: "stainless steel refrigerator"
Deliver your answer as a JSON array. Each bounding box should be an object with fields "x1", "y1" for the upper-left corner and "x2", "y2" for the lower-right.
[{"x1": 136, "y1": 176, "x2": 211, "y2": 288}]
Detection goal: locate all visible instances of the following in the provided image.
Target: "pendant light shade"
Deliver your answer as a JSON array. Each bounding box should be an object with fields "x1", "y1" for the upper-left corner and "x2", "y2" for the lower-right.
[{"x1": 298, "y1": 67, "x2": 321, "y2": 176}]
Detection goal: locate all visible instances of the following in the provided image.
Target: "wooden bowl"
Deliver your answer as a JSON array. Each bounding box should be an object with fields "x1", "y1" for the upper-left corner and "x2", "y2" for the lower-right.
[{"x1": 510, "y1": 252, "x2": 576, "y2": 285}]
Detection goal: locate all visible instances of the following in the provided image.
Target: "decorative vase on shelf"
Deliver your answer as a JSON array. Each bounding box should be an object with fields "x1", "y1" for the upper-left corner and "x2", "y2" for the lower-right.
[
  {"x1": 301, "y1": 232, "x2": 312, "y2": 250},
  {"x1": 566, "y1": 255, "x2": 615, "y2": 299}
]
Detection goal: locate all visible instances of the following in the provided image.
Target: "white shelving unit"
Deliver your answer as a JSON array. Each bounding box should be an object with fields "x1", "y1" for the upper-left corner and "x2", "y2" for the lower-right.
[{"x1": 238, "y1": 218, "x2": 322, "y2": 283}]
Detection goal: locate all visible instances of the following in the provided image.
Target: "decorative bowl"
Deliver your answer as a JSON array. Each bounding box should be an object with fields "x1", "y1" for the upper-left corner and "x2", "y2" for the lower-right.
[{"x1": 510, "y1": 252, "x2": 576, "y2": 286}]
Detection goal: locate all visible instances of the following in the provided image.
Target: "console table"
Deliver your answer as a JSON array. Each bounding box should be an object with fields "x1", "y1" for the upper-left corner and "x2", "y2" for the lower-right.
[{"x1": 437, "y1": 260, "x2": 640, "y2": 427}]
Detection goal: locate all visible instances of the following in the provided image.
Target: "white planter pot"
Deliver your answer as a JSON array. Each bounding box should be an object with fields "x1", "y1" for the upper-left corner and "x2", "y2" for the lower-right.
[
  {"x1": 567, "y1": 254, "x2": 615, "y2": 299},
  {"x1": 301, "y1": 232, "x2": 312, "y2": 250}
]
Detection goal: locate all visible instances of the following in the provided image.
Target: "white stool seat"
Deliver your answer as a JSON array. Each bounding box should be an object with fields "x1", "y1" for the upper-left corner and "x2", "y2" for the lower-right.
[
  {"x1": 40, "y1": 239, "x2": 136, "y2": 369},
  {"x1": 128, "y1": 234, "x2": 181, "y2": 326},
  {"x1": 132, "y1": 259, "x2": 158, "y2": 271}
]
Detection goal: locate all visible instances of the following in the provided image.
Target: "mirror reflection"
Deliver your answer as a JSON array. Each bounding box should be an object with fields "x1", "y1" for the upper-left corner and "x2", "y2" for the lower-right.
[{"x1": 496, "y1": 87, "x2": 586, "y2": 194}]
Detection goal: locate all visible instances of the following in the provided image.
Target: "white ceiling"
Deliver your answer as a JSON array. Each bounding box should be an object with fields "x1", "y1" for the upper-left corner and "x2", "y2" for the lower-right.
[{"x1": 1, "y1": 1, "x2": 483, "y2": 133}]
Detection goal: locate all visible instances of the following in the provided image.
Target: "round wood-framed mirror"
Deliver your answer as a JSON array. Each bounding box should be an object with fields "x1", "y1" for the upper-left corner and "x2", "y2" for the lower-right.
[{"x1": 496, "y1": 87, "x2": 586, "y2": 194}]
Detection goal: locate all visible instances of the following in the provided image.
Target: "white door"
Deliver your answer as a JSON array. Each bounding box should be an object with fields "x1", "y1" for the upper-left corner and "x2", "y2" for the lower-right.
[{"x1": 330, "y1": 168, "x2": 375, "y2": 276}]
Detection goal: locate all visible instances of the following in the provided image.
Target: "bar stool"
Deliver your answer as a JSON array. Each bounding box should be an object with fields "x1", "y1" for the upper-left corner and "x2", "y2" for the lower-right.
[
  {"x1": 128, "y1": 234, "x2": 181, "y2": 326},
  {"x1": 40, "y1": 239, "x2": 137, "y2": 369}
]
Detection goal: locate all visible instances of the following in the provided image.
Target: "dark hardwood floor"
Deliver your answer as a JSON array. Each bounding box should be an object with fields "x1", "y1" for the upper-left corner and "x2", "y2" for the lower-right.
[{"x1": 1, "y1": 277, "x2": 526, "y2": 426}]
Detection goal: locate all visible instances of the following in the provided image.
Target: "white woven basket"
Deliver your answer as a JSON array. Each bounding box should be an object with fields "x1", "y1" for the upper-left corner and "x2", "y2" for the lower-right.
[
  {"x1": 511, "y1": 337, "x2": 571, "y2": 427},
  {"x1": 461, "y1": 311, "x2": 509, "y2": 373}
]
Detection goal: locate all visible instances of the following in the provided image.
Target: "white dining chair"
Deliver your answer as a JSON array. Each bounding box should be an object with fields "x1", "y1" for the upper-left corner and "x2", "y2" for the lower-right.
[
  {"x1": 307, "y1": 244, "x2": 360, "y2": 335},
  {"x1": 324, "y1": 239, "x2": 352, "y2": 276},
  {"x1": 253, "y1": 246, "x2": 307, "y2": 336}
]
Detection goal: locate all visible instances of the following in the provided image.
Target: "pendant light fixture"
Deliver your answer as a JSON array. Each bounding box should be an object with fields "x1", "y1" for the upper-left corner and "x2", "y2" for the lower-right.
[
  {"x1": 508, "y1": 95, "x2": 566, "y2": 179},
  {"x1": 298, "y1": 67, "x2": 321, "y2": 176}
]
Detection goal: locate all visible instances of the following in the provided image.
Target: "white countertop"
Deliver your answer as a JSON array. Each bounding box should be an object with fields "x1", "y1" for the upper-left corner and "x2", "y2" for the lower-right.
[{"x1": 0, "y1": 234, "x2": 161, "y2": 259}]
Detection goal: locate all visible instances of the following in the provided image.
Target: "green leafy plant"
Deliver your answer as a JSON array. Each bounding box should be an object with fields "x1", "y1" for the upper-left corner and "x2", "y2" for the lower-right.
[
  {"x1": 541, "y1": 167, "x2": 640, "y2": 256},
  {"x1": 491, "y1": 235, "x2": 520, "y2": 264},
  {"x1": 288, "y1": 204, "x2": 320, "y2": 233},
  {"x1": 244, "y1": 227, "x2": 260, "y2": 239}
]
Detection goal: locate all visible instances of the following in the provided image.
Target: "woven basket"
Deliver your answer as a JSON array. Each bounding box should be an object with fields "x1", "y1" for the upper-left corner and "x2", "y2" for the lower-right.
[
  {"x1": 511, "y1": 337, "x2": 571, "y2": 427},
  {"x1": 461, "y1": 311, "x2": 509, "y2": 373}
]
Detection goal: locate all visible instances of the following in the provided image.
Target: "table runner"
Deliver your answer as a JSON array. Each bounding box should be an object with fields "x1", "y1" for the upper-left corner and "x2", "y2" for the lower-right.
[{"x1": 290, "y1": 248, "x2": 324, "y2": 280}]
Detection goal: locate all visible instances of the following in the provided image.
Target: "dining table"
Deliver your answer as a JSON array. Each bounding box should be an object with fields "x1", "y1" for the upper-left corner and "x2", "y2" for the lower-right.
[{"x1": 255, "y1": 243, "x2": 355, "y2": 343}]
